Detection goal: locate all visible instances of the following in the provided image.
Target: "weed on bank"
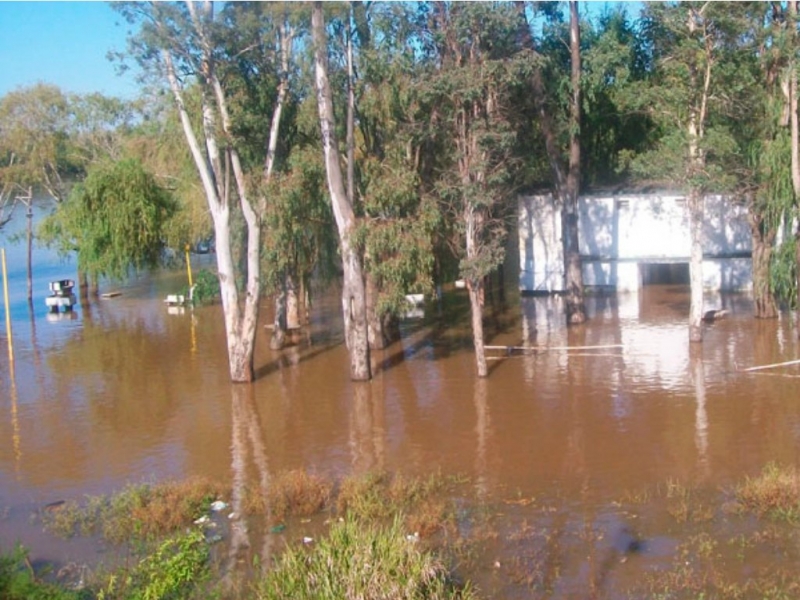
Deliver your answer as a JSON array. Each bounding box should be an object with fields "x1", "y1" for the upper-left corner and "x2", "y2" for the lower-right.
[
  {"x1": 21, "y1": 470, "x2": 474, "y2": 599},
  {"x1": 18, "y1": 464, "x2": 800, "y2": 599}
]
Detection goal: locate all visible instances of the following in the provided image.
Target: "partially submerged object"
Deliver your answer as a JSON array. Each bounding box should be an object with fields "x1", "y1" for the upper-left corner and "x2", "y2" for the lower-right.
[
  {"x1": 703, "y1": 308, "x2": 729, "y2": 322},
  {"x1": 164, "y1": 285, "x2": 196, "y2": 315},
  {"x1": 45, "y1": 280, "x2": 76, "y2": 313}
]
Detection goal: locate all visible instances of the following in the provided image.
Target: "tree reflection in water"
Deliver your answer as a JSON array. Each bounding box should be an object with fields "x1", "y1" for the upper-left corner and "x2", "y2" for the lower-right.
[
  {"x1": 691, "y1": 346, "x2": 709, "y2": 479},
  {"x1": 226, "y1": 385, "x2": 272, "y2": 588},
  {"x1": 349, "y1": 381, "x2": 385, "y2": 475},
  {"x1": 473, "y1": 377, "x2": 491, "y2": 499}
]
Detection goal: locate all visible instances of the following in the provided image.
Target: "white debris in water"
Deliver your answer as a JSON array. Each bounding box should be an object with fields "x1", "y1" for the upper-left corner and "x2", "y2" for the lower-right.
[
  {"x1": 210, "y1": 500, "x2": 228, "y2": 512},
  {"x1": 194, "y1": 515, "x2": 210, "y2": 525}
]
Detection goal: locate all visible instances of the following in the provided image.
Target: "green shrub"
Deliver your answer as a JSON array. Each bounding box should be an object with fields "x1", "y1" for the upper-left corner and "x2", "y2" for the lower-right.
[
  {"x1": 0, "y1": 545, "x2": 86, "y2": 600},
  {"x1": 189, "y1": 269, "x2": 220, "y2": 306},
  {"x1": 101, "y1": 529, "x2": 209, "y2": 600}
]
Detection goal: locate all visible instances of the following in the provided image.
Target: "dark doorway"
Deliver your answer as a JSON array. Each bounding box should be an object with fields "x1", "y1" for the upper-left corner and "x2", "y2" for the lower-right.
[{"x1": 640, "y1": 262, "x2": 690, "y2": 286}]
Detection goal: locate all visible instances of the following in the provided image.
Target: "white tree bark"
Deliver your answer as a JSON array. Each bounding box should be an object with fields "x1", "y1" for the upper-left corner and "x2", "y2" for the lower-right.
[
  {"x1": 312, "y1": 2, "x2": 371, "y2": 381},
  {"x1": 686, "y1": 7, "x2": 712, "y2": 344},
  {"x1": 159, "y1": 2, "x2": 265, "y2": 382}
]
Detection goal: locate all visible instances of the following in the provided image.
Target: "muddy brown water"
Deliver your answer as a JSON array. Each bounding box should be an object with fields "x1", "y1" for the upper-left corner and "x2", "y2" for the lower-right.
[{"x1": 2, "y1": 215, "x2": 800, "y2": 597}]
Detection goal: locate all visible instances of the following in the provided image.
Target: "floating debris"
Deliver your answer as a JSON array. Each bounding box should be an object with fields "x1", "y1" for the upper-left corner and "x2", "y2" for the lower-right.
[{"x1": 210, "y1": 500, "x2": 228, "y2": 512}]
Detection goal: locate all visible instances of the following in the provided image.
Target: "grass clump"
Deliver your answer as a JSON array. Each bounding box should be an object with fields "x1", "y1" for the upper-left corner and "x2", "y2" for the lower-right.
[
  {"x1": 336, "y1": 471, "x2": 457, "y2": 538},
  {"x1": 247, "y1": 470, "x2": 331, "y2": 520},
  {"x1": 734, "y1": 463, "x2": 800, "y2": 522},
  {"x1": 337, "y1": 471, "x2": 392, "y2": 520},
  {"x1": 255, "y1": 516, "x2": 476, "y2": 600},
  {"x1": 43, "y1": 477, "x2": 227, "y2": 543}
]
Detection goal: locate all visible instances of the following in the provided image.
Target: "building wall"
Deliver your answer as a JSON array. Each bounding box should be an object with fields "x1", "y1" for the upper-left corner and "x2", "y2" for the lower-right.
[{"x1": 519, "y1": 193, "x2": 752, "y2": 293}]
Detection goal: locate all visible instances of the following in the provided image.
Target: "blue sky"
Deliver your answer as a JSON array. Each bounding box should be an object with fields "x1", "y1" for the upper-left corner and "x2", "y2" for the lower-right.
[
  {"x1": 0, "y1": 1, "x2": 139, "y2": 99},
  {"x1": 0, "y1": 1, "x2": 642, "y2": 102}
]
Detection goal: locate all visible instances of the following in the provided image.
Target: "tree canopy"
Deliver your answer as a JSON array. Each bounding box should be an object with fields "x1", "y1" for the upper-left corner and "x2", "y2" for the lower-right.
[
  {"x1": 5, "y1": 1, "x2": 800, "y2": 375},
  {"x1": 39, "y1": 158, "x2": 176, "y2": 280}
]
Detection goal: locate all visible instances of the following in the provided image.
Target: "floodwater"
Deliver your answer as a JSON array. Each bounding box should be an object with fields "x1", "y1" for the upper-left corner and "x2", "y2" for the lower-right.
[{"x1": 2, "y1": 205, "x2": 800, "y2": 598}]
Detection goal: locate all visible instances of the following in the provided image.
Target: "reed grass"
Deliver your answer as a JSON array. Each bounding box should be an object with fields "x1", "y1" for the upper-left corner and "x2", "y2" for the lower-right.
[
  {"x1": 254, "y1": 516, "x2": 476, "y2": 600},
  {"x1": 42, "y1": 477, "x2": 227, "y2": 542}
]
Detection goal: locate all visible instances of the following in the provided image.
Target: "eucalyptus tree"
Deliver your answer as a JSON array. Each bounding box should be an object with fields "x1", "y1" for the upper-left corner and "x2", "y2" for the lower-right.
[
  {"x1": 514, "y1": 2, "x2": 587, "y2": 324},
  {"x1": 116, "y1": 1, "x2": 291, "y2": 382},
  {"x1": 312, "y1": 1, "x2": 371, "y2": 381},
  {"x1": 337, "y1": 2, "x2": 439, "y2": 349},
  {"x1": 216, "y1": 1, "x2": 306, "y2": 349},
  {"x1": 420, "y1": 2, "x2": 525, "y2": 377},
  {"x1": 744, "y1": 2, "x2": 795, "y2": 318},
  {"x1": 789, "y1": 2, "x2": 800, "y2": 331},
  {"x1": 628, "y1": 2, "x2": 754, "y2": 342}
]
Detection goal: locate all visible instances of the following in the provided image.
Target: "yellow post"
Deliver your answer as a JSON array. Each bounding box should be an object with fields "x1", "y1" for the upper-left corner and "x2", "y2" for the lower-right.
[
  {"x1": 185, "y1": 244, "x2": 194, "y2": 288},
  {"x1": 1, "y1": 248, "x2": 13, "y2": 363}
]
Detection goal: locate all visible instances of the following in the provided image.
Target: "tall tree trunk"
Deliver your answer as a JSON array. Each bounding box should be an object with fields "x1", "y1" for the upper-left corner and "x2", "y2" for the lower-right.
[
  {"x1": 346, "y1": 2, "x2": 356, "y2": 211},
  {"x1": 162, "y1": 3, "x2": 267, "y2": 383},
  {"x1": 564, "y1": 1, "x2": 586, "y2": 325},
  {"x1": 750, "y1": 212, "x2": 778, "y2": 319},
  {"x1": 270, "y1": 276, "x2": 287, "y2": 350},
  {"x1": 790, "y1": 1, "x2": 800, "y2": 335},
  {"x1": 312, "y1": 2, "x2": 371, "y2": 381},
  {"x1": 265, "y1": 16, "x2": 294, "y2": 349},
  {"x1": 25, "y1": 195, "x2": 33, "y2": 305},
  {"x1": 686, "y1": 7, "x2": 710, "y2": 344},
  {"x1": 517, "y1": 0, "x2": 579, "y2": 325},
  {"x1": 466, "y1": 207, "x2": 488, "y2": 378},
  {"x1": 688, "y1": 187, "x2": 704, "y2": 342}
]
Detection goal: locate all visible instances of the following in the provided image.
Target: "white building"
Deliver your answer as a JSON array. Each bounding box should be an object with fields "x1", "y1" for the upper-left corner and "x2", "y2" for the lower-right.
[{"x1": 518, "y1": 193, "x2": 752, "y2": 294}]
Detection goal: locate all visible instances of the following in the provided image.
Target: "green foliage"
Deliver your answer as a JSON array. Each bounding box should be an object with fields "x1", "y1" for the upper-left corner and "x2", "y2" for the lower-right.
[
  {"x1": 124, "y1": 90, "x2": 212, "y2": 251},
  {"x1": 357, "y1": 146, "x2": 439, "y2": 316},
  {"x1": 580, "y1": 6, "x2": 655, "y2": 185},
  {"x1": 39, "y1": 158, "x2": 177, "y2": 281},
  {"x1": 256, "y1": 517, "x2": 475, "y2": 600},
  {"x1": 419, "y1": 2, "x2": 524, "y2": 285},
  {"x1": 113, "y1": 529, "x2": 209, "y2": 600},
  {"x1": 189, "y1": 269, "x2": 221, "y2": 306},
  {"x1": 624, "y1": 2, "x2": 762, "y2": 193},
  {"x1": 261, "y1": 143, "x2": 337, "y2": 293},
  {"x1": 0, "y1": 545, "x2": 86, "y2": 600},
  {"x1": 771, "y1": 238, "x2": 797, "y2": 310},
  {"x1": 0, "y1": 83, "x2": 79, "y2": 202}
]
